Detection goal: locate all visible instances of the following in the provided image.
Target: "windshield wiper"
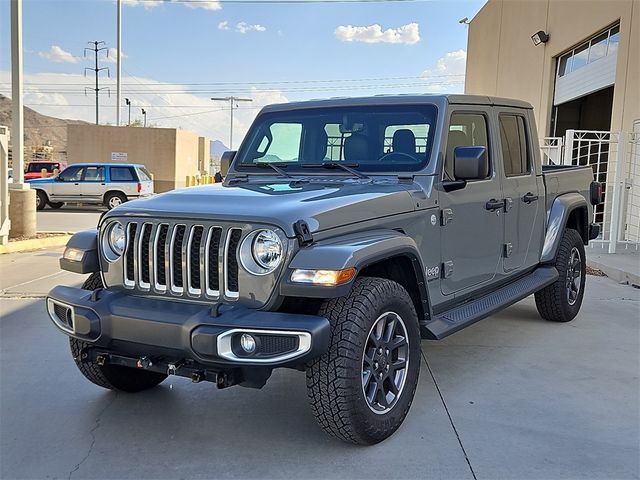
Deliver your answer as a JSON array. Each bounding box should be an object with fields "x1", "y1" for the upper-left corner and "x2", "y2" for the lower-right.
[
  {"x1": 252, "y1": 162, "x2": 292, "y2": 178},
  {"x1": 302, "y1": 162, "x2": 369, "y2": 179}
]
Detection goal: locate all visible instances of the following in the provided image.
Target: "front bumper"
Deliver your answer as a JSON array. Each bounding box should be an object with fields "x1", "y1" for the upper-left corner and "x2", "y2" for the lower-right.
[{"x1": 46, "y1": 285, "x2": 330, "y2": 368}]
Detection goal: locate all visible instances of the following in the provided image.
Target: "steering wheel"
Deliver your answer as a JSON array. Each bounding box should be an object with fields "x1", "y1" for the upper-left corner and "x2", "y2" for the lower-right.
[{"x1": 378, "y1": 151, "x2": 417, "y2": 163}]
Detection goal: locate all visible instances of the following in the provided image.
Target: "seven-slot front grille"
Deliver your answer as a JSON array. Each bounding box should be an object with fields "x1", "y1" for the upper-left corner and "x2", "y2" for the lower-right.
[{"x1": 121, "y1": 221, "x2": 243, "y2": 301}]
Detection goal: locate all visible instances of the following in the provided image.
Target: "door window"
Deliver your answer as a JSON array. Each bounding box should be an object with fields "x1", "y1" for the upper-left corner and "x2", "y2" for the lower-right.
[
  {"x1": 110, "y1": 166, "x2": 136, "y2": 181},
  {"x1": 82, "y1": 166, "x2": 105, "y2": 182},
  {"x1": 499, "y1": 115, "x2": 530, "y2": 177},
  {"x1": 445, "y1": 113, "x2": 489, "y2": 180},
  {"x1": 58, "y1": 165, "x2": 83, "y2": 182}
]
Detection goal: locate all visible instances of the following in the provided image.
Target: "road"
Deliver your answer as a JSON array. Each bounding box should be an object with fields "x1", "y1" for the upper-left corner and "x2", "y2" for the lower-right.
[
  {"x1": 0, "y1": 247, "x2": 638, "y2": 479},
  {"x1": 37, "y1": 206, "x2": 103, "y2": 233}
]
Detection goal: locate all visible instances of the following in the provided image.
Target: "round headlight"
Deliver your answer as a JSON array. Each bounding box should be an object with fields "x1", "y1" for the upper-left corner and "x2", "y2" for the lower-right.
[
  {"x1": 251, "y1": 229, "x2": 283, "y2": 272},
  {"x1": 103, "y1": 221, "x2": 126, "y2": 261}
]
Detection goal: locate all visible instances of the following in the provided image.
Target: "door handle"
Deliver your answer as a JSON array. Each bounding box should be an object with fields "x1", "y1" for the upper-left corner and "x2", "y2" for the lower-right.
[
  {"x1": 485, "y1": 199, "x2": 504, "y2": 212},
  {"x1": 523, "y1": 192, "x2": 539, "y2": 203}
]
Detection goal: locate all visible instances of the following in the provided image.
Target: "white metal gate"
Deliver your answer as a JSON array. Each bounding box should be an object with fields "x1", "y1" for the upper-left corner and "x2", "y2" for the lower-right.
[{"x1": 540, "y1": 129, "x2": 640, "y2": 253}]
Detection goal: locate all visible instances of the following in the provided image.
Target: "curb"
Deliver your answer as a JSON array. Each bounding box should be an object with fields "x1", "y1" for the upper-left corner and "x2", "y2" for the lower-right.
[
  {"x1": 0, "y1": 233, "x2": 71, "y2": 255},
  {"x1": 586, "y1": 258, "x2": 640, "y2": 288}
]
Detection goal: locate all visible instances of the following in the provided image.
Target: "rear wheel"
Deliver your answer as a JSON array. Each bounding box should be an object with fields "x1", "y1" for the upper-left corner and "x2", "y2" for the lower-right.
[
  {"x1": 306, "y1": 277, "x2": 421, "y2": 445},
  {"x1": 535, "y1": 228, "x2": 586, "y2": 322},
  {"x1": 104, "y1": 192, "x2": 127, "y2": 210},
  {"x1": 69, "y1": 273, "x2": 167, "y2": 392},
  {"x1": 35, "y1": 190, "x2": 47, "y2": 210}
]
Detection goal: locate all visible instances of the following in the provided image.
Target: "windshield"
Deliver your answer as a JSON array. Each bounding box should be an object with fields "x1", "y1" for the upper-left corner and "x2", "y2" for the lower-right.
[
  {"x1": 236, "y1": 105, "x2": 437, "y2": 173},
  {"x1": 27, "y1": 162, "x2": 59, "y2": 173}
]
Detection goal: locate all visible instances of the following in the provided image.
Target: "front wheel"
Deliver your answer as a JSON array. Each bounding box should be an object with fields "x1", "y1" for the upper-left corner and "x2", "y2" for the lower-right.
[
  {"x1": 69, "y1": 273, "x2": 167, "y2": 392},
  {"x1": 306, "y1": 277, "x2": 421, "y2": 445},
  {"x1": 535, "y1": 228, "x2": 586, "y2": 322}
]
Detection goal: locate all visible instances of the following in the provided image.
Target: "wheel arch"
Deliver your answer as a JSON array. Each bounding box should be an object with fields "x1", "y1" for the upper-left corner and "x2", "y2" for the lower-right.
[
  {"x1": 541, "y1": 192, "x2": 589, "y2": 264},
  {"x1": 280, "y1": 229, "x2": 431, "y2": 324},
  {"x1": 103, "y1": 190, "x2": 127, "y2": 204}
]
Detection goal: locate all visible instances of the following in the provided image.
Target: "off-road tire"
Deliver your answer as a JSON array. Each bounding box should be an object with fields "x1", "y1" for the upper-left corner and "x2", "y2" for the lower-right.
[
  {"x1": 48, "y1": 201, "x2": 64, "y2": 209},
  {"x1": 36, "y1": 190, "x2": 47, "y2": 210},
  {"x1": 306, "y1": 277, "x2": 421, "y2": 445},
  {"x1": 535, "y1": 228, "x2": 586, "y2": 322},
  {"x1": 104, "y1": 192, "x2": 127, "y2": 210},
  {"x1": 69, "y1": 273, "x2": 167, "y2": 392}
]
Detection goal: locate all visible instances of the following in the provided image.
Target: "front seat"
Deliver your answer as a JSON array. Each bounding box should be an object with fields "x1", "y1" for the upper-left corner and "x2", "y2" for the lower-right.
[
  {"x1": 392, "y1": 129, "x2": 417, "y2": 159},
  {"x1": 343, "y1": 134, "x2": 370, "y2": 163}
]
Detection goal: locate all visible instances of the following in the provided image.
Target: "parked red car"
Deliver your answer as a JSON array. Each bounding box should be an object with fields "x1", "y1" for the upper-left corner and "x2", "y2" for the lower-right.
[{"x1": 24, "y1": 161, "x2": 67, "y2": 180}]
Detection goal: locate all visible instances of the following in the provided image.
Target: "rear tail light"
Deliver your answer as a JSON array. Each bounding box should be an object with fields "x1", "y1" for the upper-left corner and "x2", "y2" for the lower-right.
[
  {"x1": 590, "y1": 181, "x2": 603, "y2": 205},
  {"x1": 137, "y1": 182, "x2": 142, "y2": 193}
]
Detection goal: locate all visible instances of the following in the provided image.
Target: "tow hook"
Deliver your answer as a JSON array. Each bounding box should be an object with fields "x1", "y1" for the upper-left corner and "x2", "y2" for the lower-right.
[
  {"x1": 167, "y1": 360, "x2": 184, "y2": 376},
  {"x1": 96, "y1": 355, "x2": 107, "y2": 366},
  {"x1": 136, "y1": 356, "x2": 153, "y2": 369},
  {"x1": 191, "y1": 371, "x2": 204, "y2": 383}
]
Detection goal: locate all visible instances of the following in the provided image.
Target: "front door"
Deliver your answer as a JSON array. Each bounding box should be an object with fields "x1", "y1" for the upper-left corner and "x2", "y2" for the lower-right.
[
  {"x1": 50, "y1": 165, "x2": 84, "y2": 200},
  {"x1": 440, "y1": 110, "x2": 503, "y2": 295},
  {"x1": 497, "y1": 111, "x2": 542, "y2": 272}
]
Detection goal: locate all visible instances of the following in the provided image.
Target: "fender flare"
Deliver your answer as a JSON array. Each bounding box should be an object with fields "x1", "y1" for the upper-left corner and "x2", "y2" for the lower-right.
[
  {"x1": 280, "y1": 229, "x2": 430, "y2": 319},
  {"x1": 59, "y1": 229, "x2": 100, "y2": 274},
  {"x1": 540, "y1": 192, "x2": 588, "y2": 264}
]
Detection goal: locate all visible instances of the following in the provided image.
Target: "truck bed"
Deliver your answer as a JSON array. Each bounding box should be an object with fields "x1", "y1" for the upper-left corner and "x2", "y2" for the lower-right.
[{"x1": 542, "y1": 164, "x2": 594, "y2": 213}]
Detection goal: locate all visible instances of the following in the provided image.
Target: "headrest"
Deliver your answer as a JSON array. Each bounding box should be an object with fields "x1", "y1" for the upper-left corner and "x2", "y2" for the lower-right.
[
  {"x1": 344, "y1": 134, "x2": 370, "y2": 163},
  {"x1": 392, "y1": 129, "x2": 416, "y2": 155}
]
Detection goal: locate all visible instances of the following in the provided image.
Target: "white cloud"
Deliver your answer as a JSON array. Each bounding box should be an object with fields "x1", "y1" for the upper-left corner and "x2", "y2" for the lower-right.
[
  {"x1": 38, "y1": 46, "x2": 79, "y2": 64},
  {"x1": 421, "y1": 49, "x2": 466, "y2": 92},
  {"x1": 218, "y1": 20, "x2": 229, "y2": 30},
  {"x1": 104, "y1": 48, "x2": 129, "y2": 64},
  {"x1": 0, "y1": 71, "x2": 287, "y2": 145},
  {"x1": 185, "y1": 0, "x2": 221, "y2": 11},
  {"x1": 334, "y1": 23, "x2": 420, "y2": 45},
  {"x1": 122, "y1": 0, "x2": 163, "y2": 9},
  {"x1": 236, "y1": 22, "x2": 266, "y2": 34},
  {"x1": 123, "y1": 0, "x2": 221, "y2": 10}
]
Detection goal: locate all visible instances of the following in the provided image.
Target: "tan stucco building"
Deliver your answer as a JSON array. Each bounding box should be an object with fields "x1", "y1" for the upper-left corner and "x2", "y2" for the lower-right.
[
  {"x1": 67, "y1": 125, "x2": 210, "y2": 192},
  {"x1": 465, "y1": 0, "x2": 638, "y2": 138}
]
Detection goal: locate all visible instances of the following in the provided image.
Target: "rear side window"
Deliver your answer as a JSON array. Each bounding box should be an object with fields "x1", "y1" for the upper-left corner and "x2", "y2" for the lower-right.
[
  {"x1": 83, "y1": 166, "x2": 105, "y2": 182},
  {"x1": 110, "y1": 166, "x2": 136, "y2": 181},
  {"x1": 499, "y1": 115, "x2": 530, "y2": 177}
]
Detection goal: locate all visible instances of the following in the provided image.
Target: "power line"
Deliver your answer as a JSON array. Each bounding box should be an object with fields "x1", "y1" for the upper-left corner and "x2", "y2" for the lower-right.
[{"x1": 130, "y1": 0, "x2": 422, "y2": 4}]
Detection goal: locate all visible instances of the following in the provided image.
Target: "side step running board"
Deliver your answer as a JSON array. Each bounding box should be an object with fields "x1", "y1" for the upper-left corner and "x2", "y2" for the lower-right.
[{"x1": 424, "y1": 267, "x2": 558, "y2": 340}]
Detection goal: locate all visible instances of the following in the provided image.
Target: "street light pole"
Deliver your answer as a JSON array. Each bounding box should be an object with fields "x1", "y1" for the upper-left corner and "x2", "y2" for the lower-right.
[
  {"x1": 211, "y1": 96, "x2": 253, "y2": 149},
  {"x1": 125, "y1": 98, "x2": 131, "y2": 126}
]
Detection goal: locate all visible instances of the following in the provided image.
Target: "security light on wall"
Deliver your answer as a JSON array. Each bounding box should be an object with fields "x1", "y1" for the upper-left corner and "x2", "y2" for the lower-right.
[{"x1": 531, "y1": 30, "x2": 550, "y2": 46}]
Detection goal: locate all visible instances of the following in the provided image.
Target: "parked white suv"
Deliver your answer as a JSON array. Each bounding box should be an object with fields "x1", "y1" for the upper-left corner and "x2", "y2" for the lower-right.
[{"x1": 28, "y1": 163, "x2": 154, "y2": 210}]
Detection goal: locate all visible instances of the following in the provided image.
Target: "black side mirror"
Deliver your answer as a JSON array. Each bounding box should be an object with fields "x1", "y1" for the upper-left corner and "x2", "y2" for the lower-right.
[
  {"x1": 454, "y1": 146, "x2": 489, "y2": 180},
  {"x1": 220, "y1": 150, "x2": 236, "y2": 176}
]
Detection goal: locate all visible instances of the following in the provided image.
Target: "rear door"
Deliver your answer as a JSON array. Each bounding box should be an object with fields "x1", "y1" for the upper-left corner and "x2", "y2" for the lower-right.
[
  {"x1": 108, "y1": 166, "x2": 138, "y2": 197},
  {"x1": 50, "y1": 165, "x2": 84, "y2": 200},
  {"x1": 439, "y1": 109, "x2": 504, "y2": 295},
  {"x1": 497, "y1": 110, "x2": 543, "y2": 272},
  {"x1": 79, "y1": 165, "x2": 106, "y2": 201}
]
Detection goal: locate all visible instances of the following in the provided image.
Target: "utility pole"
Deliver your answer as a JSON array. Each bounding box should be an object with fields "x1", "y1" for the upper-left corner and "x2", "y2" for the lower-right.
[
  {"x1": 116, "y1": 0, "x2": 122, "y2": 126},
  {"x1": 84, "y1": 41, "x2": 110, "y2": 125},
  {"x1": 211, "y1": 96, "x2": 252, "y2": 149},
  {"x1": 125, "y1": 98, "x2": 131, "y2": 125},
  {"x1": 141, "y1": 108, "x2": 147, "y2": 127},
  {"x1": 9, "y1": 0, "x2": 36, "y2": 239}
]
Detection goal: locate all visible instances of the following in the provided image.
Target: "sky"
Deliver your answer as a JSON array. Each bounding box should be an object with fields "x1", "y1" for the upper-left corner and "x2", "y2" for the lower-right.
[{"x1": 0, "y1": 0, "x2": 486, "y2": 146}]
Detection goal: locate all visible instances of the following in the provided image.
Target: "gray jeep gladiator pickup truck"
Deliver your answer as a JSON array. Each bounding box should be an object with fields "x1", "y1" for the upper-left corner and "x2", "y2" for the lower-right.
[{"x1": 48, "y1": 94, "x2": 601, "y2": 445}]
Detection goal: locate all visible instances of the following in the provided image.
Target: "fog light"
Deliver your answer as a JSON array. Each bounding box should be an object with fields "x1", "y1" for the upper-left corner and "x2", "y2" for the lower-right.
[{"x1": 240, "y1": 333, "x2": 256, "y2": 354}]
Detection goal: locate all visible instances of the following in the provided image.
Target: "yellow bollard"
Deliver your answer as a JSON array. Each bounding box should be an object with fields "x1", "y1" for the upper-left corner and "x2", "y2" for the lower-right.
[
  {"x1": 41, "y1": 168, "x2": 48, "y2": 178},
  {"x1": 53, "y1": 168, "x2": 59, "y2": 176},
  {"x1": 190, "y1": 175, "x2": 197, "y2": 187},
  {"x1": 185, "y1": 175, "x2": 191, "y2": 187}
]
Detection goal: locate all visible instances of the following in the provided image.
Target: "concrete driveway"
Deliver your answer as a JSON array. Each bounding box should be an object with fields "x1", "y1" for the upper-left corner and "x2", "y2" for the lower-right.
[{"x1": 1, "y1": 248, "x2": 638, "y2": 479}]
